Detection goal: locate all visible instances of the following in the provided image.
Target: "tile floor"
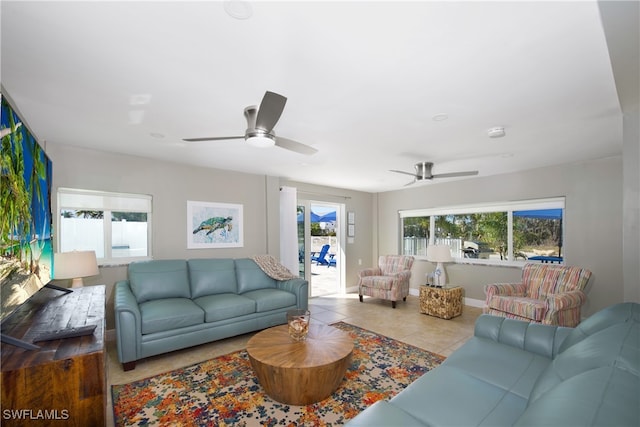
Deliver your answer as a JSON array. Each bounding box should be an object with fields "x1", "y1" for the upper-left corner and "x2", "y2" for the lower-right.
[{"x1": 106, "y1": 294, "x2": 482, "y2": 426}]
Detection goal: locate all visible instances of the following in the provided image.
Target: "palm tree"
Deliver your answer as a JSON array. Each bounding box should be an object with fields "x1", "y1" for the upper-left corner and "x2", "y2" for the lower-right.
[{"x1": 1, "y1": 97, "x2": 47, "y2": 275}]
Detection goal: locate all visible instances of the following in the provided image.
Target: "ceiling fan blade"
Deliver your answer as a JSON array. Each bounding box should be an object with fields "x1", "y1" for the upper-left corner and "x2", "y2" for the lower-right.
[
  {"x1": 390, "y1": 169, "x2": 418, "y2": 177},
  {"x1": 431, "y1": 170, "x2": 479, "y2": 179},
  {"x1": 275, "y1": 137, "x2": 318, "y2": 155},
  {"x1": 182, "y1": 136, "x2": 244, "y2": 142},
  {"x1": 255, "y1": 91, "x2": 287, "y2": 132}
]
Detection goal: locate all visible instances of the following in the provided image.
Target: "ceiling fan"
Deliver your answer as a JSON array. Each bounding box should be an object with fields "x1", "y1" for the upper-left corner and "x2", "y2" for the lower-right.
[
  {"x1": 390, "y1": 161, "x2": 478, "y2": 186},
  {"x1": 183, "y1": 91, "x2": 317, "y2": 155}
]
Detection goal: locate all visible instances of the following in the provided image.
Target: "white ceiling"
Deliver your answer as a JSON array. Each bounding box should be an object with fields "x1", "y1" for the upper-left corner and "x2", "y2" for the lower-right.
[{"x1": 0, "y1": 1, "x2": 631, "y2": 193}]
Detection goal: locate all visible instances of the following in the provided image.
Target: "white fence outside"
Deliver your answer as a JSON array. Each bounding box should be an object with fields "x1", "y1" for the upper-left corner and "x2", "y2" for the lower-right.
[
  {"x1": 310, "y1": 236, "x2": 338, "y2": 253},
  {"x1": 60, "y1": 217, "x2": 147, "y2": 258},
  {"x1": 402, "y1": 237, "x2": 464, "y2": 257}
]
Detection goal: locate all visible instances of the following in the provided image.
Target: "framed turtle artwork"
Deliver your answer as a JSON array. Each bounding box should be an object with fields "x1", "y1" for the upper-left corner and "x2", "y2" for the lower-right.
[{"x1": 187, "y1": 201, "x2": 244, "y2": 249}]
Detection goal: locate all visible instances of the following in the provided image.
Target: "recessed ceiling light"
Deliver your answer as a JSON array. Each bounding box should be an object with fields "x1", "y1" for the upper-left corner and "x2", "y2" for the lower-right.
[
  {"x1": 130, "y1": 94, "x2": 152, "y2": 105},
  {"x1": 224, "y1": 0, "x2": 253, "y2": 20},
  {"x1": 432, "y1": 113, "x2": 448, "y2": 122},
  {"x1": 487, "y1": 127, "x2": 506, "y2": 138}
]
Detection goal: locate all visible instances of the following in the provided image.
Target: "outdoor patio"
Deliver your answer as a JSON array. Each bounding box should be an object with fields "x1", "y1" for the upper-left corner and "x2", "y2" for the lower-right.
[{"x1": 310, "y1": 262, "x2": 340, "y2": 297}]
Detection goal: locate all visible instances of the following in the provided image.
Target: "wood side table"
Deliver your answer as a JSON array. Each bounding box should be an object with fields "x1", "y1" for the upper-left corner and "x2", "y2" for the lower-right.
[
  {"x1": 1, "y1": 285, "x2": 106, "y2": 426},
  {"x1": 247, "y1": 323, "x2": 353, "y2": 405},
  {"x1": 420, "y1": 285, "x2": 463, "y2": 319}
]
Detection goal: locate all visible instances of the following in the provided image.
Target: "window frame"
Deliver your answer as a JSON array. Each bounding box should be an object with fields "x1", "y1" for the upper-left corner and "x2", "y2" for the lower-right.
[
  {"x1": 399, "y1": 197, "x2": 565, "y2": 267},
  {"x1": 57, "y1": 188, "x2": 153, "y2": 265}
]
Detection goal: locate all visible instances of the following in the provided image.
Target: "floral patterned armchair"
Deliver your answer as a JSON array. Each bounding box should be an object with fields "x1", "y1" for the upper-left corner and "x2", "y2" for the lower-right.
[
  {"x1": 484, "y1": 263, "x2": 592, "y2": 327},
  {"x1": 358, "y1": 255, "x2": 414, "y2": 309}
]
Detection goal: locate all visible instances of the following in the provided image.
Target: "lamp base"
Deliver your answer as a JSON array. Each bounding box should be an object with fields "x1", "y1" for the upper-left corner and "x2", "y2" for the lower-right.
[
  {"x1": 435, "y1": 262, "x2": 448, "y2": 287},
  {"x1": 71, "y1": 278, "x2": 85, "y2": 288}
]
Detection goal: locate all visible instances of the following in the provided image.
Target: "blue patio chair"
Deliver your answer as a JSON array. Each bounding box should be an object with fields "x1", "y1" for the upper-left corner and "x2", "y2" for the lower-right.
[
  {"x1": 311, "y1": 244, "x2": 330, "y2": 265},
  {"x1": 328, "y1": 254, "x2": 336, "y2": 268}
]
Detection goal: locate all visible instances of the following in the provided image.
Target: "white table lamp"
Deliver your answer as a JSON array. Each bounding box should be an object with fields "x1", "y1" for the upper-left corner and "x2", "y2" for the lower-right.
[
  {"x1": 54, "y1": 250, "x2": 99, "y2": 288},
  {"x1": 427, "y1": 245, "x2": 453, "y2": 287}
]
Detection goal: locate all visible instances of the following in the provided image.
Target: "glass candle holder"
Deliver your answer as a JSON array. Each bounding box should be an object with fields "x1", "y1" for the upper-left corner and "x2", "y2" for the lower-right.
[{"x1": 287, "y1": 309, "x2": 310, "y2": 342}]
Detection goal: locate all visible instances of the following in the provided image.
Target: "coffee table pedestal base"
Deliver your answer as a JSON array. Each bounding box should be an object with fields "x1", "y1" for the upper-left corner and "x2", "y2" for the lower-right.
[
  {"x1": 247, "y1": 324, "x2": 353, "y2": 405},
  {"x1": 249, "y1": 351, "x2": 351, "y2": 405}
]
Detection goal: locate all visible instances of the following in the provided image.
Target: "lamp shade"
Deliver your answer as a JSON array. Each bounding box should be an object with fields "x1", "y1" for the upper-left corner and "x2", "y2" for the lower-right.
[
  {"x1": 54, "y1": 251, "x2": 99, "y2": 287},
  {"x1": 427, "y1": 245, "x2": 453, "y2": 263}
]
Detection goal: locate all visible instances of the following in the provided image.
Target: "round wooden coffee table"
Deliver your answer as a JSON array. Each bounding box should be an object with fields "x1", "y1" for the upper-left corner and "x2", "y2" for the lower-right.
[{"x1": 246, "y1": 323, "x2": 353, "y2": 405}]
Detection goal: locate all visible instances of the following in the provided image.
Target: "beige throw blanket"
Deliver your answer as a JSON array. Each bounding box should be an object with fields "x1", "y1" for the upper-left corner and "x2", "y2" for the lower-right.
[{"x1": 251, "y1": 255, "x2": 298, "y2": 281}]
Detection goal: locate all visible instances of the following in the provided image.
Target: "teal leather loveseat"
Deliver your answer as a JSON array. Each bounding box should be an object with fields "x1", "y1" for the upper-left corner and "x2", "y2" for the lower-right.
[
  {"x1": 346, "y1": 302, "x2": 639, "y2": 426},
  {"x1": 115, "y1": 258, "x2": 308, "y2": 370}
]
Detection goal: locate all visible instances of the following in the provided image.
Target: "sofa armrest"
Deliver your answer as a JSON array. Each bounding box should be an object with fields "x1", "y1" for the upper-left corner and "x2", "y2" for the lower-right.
[
  {"x1": 114, "y1": 280, "x2": 142, "y2": 364},
  {"x1": 546, "y1": 289, "x2": 587, "y2": 311},
  {"x1": 277, "y1": 278, "x2": 309, "y2": 311},
  {"x1": 474, "y1": 314, "x2": 571, "y2": 358},
  {"x1": 484, "y1": 282, "x2": 527, "y2": 298},
  {"x1": 358, "y1": 267, "x2": 382, "y2": 278}
]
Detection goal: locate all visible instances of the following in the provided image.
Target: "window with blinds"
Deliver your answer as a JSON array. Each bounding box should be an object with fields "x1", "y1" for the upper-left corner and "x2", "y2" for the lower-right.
[{"x1": 57, "y1": 188, "x2": 152, "y2": 264}]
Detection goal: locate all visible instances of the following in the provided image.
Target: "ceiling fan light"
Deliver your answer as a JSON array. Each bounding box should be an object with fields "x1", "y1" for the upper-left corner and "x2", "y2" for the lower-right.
[
  {"x1": 487, "y1": 127, "x2": 506, "y2": 138},
  {"x1": 246, "y1": 135, "x2": 275, "y2": 148}
]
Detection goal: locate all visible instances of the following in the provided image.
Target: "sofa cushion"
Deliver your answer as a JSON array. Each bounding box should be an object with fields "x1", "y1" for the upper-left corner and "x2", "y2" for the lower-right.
[
  {"x1": 242, "y1": 289, "x2": 297, "y2": 312},
  {"x1": 235, "y1": 258, "x2": 276, "y2": 293},
  {"x1": 528, "y1": 320, "x2": 640, "y2": 404},
  {"x1": 487, "y1": 296, "x2": 546, "y2": 322},
  {"x1": 139, "y1": 298, "x2": 204, "y2": 334},
  {"x1": 391, "y1": 365, "x2": 530, "y2": 426},
  {"x1": 443, "y1": 336, "x2": 552, "y2": 400},
  {"x1": 193, "y1": 293, "x2": 256, "y2": 322},
  {"x1": 390, "y1": 336, "x2": 552, "y2": 426},
  {"x1": 558, "y1": 301, "x2": 639, "y2": 352},
  {"x1": 188, "y1": 258, "x2": 237, "y2": 298},
  {"x1": 129, "y1": 260, "x2": 191, "y2": 303},
  {"x1": 516, "y1": 366, "x2": 639, "y2": 427}
]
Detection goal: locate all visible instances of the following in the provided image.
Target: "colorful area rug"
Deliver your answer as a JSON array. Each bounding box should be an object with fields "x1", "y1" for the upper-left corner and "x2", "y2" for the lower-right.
[{"x1": 112, "y1": 322, "x2": 445, "y2": 426}]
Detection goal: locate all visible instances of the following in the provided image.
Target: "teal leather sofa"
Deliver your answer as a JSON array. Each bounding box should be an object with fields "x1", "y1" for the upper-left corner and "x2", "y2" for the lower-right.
[
  {"x1": 115, "y1": 258, "x2": 308, "y2": 370},
  {"x1": 346, "y1": 302, "x2": 639, "y2": 426}
]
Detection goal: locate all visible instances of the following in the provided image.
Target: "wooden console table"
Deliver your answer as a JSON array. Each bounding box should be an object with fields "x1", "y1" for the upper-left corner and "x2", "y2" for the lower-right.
[
  {"x1": 1, "y1": 285, "x2": 106, "y2": 426},
  {"x1": 420, "y1": 285, "x2": 463, "y2": 319}
]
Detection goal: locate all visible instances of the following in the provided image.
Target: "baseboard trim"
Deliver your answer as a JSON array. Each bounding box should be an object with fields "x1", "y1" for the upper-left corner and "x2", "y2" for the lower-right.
[
  {"x1": 350, "y1": 286, "x2": 485, "y2": 308},
  {"x1": 463, "y1": 297, "x2": 484, "y2": 308}
]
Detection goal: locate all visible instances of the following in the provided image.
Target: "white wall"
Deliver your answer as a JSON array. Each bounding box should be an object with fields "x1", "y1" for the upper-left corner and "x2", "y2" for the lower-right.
[
  {"x1": 622, "y1": 109, "x2": 639, "y2": 302},
  {"x1": 598, "y1": 0, "x2": 640, "y2": 305},
  {"x1": 377, "y1": 156, "x2": 624, "y2": 317}
]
